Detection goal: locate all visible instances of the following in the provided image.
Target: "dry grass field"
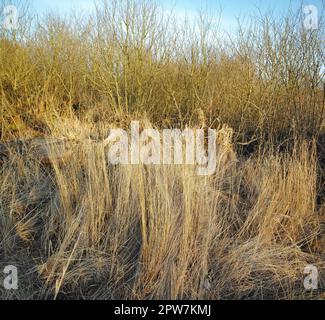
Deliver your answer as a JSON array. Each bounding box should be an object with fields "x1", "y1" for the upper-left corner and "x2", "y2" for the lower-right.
[{"x1": 0, "y1": 0, "x2": 325, "y2": 299}]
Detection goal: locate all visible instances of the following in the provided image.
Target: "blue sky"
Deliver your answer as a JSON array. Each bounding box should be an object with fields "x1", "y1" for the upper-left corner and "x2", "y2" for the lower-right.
[{"x1": 30, "y1": 0, "x2": 323, "y2": 31}]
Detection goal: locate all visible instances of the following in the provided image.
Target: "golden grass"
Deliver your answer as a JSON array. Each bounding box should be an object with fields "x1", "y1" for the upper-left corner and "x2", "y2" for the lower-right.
[
  {"x1": 0, "y1": 0, "x2": 325, "y2": 300},
  {"x1": 0, "y1": 119, "x2": 323, "y2": 299}
]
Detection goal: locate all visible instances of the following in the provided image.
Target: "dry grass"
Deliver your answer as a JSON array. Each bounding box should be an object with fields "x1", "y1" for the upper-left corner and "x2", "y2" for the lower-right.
[
  {"x1": 0, "y1": 0, "x2": 325, "y2": 300},
  {"x1": 0, "y1": 119, "x2": 324, "y2": 300}
]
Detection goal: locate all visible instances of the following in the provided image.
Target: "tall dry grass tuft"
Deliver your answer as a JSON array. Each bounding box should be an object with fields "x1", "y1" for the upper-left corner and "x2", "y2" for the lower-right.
[{"x1": 0, "y1": 120, "x2": 323, "y2": 299}]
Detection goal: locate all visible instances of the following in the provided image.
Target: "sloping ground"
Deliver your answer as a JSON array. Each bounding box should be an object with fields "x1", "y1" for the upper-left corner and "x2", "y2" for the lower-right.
[{"x1": 0, "y1": 124, "x2": 325, "y2": 300}]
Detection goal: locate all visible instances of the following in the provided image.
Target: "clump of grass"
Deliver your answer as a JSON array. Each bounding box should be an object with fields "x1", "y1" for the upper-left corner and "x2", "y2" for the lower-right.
[{"x1": 0, "y1": 120, "x2": 323, "y2": 300}]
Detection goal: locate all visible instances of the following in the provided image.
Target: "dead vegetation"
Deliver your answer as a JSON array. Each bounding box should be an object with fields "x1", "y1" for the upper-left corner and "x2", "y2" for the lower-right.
[
  {"x1": 0, "y1": 120, "x2": 324, "y2": 300},
  {"x1": 0, "y1": 0, "x2": 325, "y2": 300}
]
